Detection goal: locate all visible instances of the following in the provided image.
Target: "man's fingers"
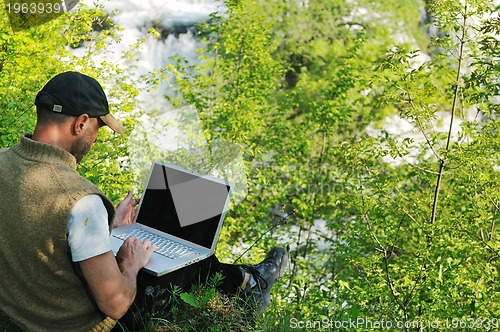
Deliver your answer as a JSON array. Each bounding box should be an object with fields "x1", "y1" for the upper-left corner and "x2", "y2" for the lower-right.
[
  {"x1": 125, "y1": 236, "x2": 136, "y2": 243},
  {"x1": 123, "y1": 191, "x2": 133, "y2": 204},
  {"x1": 131, "y1": 197, "x2": 140, "y2": 207},
  {"x1": 148, "y1": 244, "x2": 157, "y2": 253},
  {"x1": 142, "y1": 239, "x2": 157, "y2": 252},
  {"x1": 122, "y1": 237, "x2": 156, "y2": 257}
]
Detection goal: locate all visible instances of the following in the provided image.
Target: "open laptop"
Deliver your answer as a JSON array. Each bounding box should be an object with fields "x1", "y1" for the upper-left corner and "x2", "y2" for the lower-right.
[{"x1": 110, "y1": 161, "x2": 234, "y2": 276}]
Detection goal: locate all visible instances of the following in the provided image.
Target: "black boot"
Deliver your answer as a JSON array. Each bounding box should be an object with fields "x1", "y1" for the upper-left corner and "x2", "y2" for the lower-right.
[{"x1": 239, "y1": 247, "x2": 289, "y2": 313}]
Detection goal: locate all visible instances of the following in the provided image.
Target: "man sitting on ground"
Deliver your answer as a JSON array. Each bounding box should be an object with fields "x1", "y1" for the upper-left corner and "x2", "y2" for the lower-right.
[{"x1": 0, "y1": 71, "x2": 288, "y2": 332}]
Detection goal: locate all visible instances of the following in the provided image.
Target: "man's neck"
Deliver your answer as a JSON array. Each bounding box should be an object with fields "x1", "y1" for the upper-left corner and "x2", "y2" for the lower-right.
[{"x1": 32, "y1": 125, "x2": 73, "y2": 153}]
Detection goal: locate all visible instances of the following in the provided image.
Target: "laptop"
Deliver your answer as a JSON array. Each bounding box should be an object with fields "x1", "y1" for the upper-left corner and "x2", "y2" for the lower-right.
[{"x1": 110, "y1": 161, "x2": 234, "y2": 276}]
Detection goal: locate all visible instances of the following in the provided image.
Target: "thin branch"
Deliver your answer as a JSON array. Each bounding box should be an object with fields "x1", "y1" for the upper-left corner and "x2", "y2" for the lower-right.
[
  {"x1": 430, "y1": 2, "x2": 468, "y2": 225},
  {"x1": 398, "y1": 156, "x2": 441, "y2": 175},
  {"x1": 414, "y1": 116, "x2": 443, "y2": 162},
  {"x1": 362, "y1": 213, "x2": 385, "y2": 252},
  {"x1": 456, "y1": 223, "x2": 500, "y2": 258},
  {"x1": 383, "y1": 253, "x2": 408, "y2": 330},
  {"x1": 403, "y1": 264, "x2": 427, "y2": 309},
  {"x1": 397, "y1": 86, "x2": 443, "y2": 161},
  {"x1": 488, "y1": 194, "x2": 499, "y2": 212}
]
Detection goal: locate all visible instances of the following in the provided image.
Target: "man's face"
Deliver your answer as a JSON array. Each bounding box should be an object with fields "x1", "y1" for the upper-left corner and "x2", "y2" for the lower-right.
[{"x1": 71, "y1": 118, "x2": 100, "y2": 163}]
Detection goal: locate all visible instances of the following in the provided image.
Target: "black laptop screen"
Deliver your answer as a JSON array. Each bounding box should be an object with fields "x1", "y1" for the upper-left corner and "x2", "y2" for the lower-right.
[{"x1": 135, "y1": 163, "x2": 231, "y2": 249}]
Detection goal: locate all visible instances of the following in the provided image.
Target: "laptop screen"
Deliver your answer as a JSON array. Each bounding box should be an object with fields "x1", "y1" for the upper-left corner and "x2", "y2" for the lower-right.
[{"x1": 135, "y1": 163, "x2": 231, "y2": 249}]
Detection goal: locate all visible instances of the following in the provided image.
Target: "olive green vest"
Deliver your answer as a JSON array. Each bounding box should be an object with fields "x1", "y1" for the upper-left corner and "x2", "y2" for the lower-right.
[{"x1": 0, "y1": 135, "x2": 117, "y2": 331}]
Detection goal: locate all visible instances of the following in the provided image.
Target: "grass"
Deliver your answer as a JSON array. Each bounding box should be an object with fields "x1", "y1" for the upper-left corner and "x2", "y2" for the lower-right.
[
  {"x1": 1, "y1": 273, "x2": 294, "y2": 331},
  {"x1": 1, "y1": 290, "x2": 259, "y2": 332},
  {"x1": 116, "y1": 273, "x2": 262, "y2": 332},
  {"x1": 1, "y1": 295, "x2": 293, "y2": 332}
]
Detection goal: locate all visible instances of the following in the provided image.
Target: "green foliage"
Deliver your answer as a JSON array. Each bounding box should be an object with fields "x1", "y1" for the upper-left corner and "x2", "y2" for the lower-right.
[
  {"x1": 180, "y1": 287, "x2": 218, "y2": 309},
  {"x1": 1, "y1": 0, "x2": 499, "y2": 330},
  {"x1": 165, "y1": 0, "x2": 499, "y2": 329},
  {"x1": 0, "y1": 1, "x2": 147, "y2": 203}
]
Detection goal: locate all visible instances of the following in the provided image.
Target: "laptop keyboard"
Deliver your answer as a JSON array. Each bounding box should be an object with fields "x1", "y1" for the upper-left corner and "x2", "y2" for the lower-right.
[{"x1": 114, "y1": 229, "x2": 198, "y2": 259}]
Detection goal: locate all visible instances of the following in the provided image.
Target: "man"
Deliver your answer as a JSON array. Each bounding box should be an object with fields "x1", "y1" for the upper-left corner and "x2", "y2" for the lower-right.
[{"x1": 0, "y1": 71, "x2": 288, "y2": 331}]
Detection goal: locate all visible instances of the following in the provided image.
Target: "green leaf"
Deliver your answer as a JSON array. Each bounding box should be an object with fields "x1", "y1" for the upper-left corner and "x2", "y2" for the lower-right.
[{"x1": 180, "y1": 292, "x2": 200, "y2": 309}]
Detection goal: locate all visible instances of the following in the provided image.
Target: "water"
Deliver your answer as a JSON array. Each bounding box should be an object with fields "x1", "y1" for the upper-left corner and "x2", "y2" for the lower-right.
[
  {"x1": 75, "y1": 0, "x2": 250, "y2": 205},
  {"x1": 78, "y1": 0, "x2": 221, "y2": 101}
]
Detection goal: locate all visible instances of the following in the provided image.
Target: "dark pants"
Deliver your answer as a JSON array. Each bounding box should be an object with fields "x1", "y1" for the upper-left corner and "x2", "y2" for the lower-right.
[{"x1": 116, "y1": 255, "x2": 244, "y2": 329}]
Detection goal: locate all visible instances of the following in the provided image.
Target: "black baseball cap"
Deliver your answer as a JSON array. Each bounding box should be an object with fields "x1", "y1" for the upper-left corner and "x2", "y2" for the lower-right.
[{"x1": 35, "y1": 71, "x2": 125, "y2": 134}]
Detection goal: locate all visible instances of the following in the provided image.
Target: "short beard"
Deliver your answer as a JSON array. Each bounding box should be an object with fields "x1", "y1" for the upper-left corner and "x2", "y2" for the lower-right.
[{"x1": 71, "y1": 130, "x2": 93, "y2": 163}]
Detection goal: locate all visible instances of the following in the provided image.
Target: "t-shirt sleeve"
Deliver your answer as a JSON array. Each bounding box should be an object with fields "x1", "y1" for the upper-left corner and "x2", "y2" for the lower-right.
[{"x1": 67, "y1": 194, "x2": 112, "y2": 262}]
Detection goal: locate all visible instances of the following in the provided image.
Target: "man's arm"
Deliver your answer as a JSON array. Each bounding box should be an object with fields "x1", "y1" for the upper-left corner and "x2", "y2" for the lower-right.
[{"x1": 79, "y1": 237, "x2": 155, "y2": 319}]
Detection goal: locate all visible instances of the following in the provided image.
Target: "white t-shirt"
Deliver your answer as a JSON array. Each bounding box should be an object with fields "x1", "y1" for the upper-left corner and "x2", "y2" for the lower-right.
[{"x1": 67, "y1": 194, "x2": 112, "y2": 262}]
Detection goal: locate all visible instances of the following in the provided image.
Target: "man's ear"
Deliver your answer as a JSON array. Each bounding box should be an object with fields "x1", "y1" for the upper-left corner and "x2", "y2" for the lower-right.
[{"x1": 72, "y1": 114, "x2": 91, "y2": 135}]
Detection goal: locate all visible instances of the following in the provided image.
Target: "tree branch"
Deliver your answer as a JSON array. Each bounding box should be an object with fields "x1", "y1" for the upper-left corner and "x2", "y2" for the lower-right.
[{"x1": 430, "y1": 1, "x2": 468, "y2": 225}]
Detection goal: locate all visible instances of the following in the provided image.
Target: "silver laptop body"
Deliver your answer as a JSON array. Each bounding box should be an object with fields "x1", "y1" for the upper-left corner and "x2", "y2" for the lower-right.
[{"x1": 110, "y1": 161, "x2": 233, "y2": 276}]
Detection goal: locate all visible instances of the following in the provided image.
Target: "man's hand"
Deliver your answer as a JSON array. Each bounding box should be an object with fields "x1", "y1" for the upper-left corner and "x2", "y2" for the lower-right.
[
  {"x1": 113, "y1": 191, "x2": 140, "y2": 228},
  {"x1": 79, "y1": 237, "x2": 156, "y2": 320},
  {"x1": 116, "y1": 236, "x2": 157, "y2": 273}
]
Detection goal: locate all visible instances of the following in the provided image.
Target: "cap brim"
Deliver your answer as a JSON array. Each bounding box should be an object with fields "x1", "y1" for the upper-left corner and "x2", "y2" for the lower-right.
[{"x1": 100, "y1": 113, "x2": 126, "y2": 134}]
